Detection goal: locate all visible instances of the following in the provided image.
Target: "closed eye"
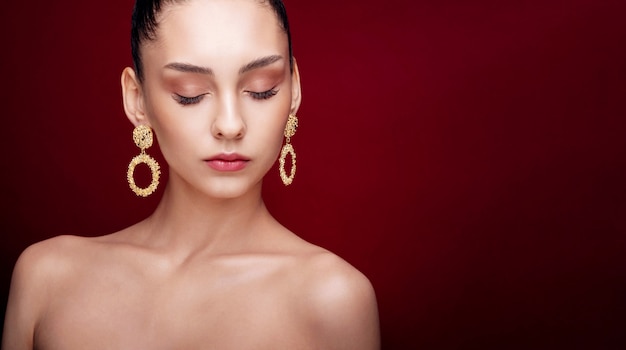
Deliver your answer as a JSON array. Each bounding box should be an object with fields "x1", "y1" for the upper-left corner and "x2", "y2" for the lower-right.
[
  {"x1": 173, "y1": 93, "x2": 207, "y2": 106},
  {"x1": 248, "y1": 88, "x2": 279, "y2": 100}
]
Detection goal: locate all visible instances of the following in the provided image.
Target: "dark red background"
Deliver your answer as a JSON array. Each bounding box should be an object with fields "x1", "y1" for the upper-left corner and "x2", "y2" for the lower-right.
[{"x1": 1, "y1": 0, "x2": 625, "y2": 348}]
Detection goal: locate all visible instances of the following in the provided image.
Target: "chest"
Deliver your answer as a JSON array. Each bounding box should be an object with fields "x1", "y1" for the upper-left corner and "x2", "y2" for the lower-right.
[{"x1": 35, "y1": 265, "x2": 311, "y2": 349}]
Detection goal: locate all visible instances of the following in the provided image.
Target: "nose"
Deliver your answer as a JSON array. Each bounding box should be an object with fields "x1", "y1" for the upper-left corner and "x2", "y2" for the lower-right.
[{"x1": 212, "y1": 96, "x2": 246, "y2": 140}]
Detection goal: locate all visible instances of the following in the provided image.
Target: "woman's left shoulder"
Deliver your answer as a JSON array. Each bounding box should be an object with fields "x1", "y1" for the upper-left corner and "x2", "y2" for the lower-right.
[
  {"x1": 300, "y1": 250, "x2": 375, "y2": 298},
  {"x1": 292, "y1": 248, "x2": 380, "y2": 349}
]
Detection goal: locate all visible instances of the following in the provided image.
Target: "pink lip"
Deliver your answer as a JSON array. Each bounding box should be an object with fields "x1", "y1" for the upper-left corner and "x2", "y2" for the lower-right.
[{"x1": 205, "y1": 153, "x2": 250, "y2": 172}]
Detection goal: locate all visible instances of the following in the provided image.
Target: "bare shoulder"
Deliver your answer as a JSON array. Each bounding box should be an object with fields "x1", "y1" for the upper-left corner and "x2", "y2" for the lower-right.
[
  {"x1": 12, "y1": 235, "x2": 88, "y2": 282},
  {"x1": 7, "y1": 235, "x2": 101, "y2": 302},
  {"x1": 300, "y1": 250, "x2": 376, "y2": 301},
  {"x1": 14, "y1": 235, "x2": 97, "y2": 277},
  {"x1": 2, "y1": 235, "x2": 95, "y2": 349},
  {"x1": 290, "y1": 248, "x2": 381, "y2": 349}
]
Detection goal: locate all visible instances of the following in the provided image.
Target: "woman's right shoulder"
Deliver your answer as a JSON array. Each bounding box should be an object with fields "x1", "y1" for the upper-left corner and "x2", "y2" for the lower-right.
[
  {"x1": 4, "y1": 235, "x2": 101, "y2": 348},
  {"x1": 23, "y1": 234, "x2": 89, "y2": 252},
  {"x1": 13, "y1": 235, "x2": 97, "y2": 284},
  {"x1": 18, "y1": 234, "x2": 92, "y2": 260}
]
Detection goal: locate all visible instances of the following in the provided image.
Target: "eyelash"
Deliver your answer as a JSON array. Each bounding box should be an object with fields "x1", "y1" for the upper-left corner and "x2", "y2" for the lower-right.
[
  {"x1": 173, "y1": 88, "x2": 278, "y2": 106},
  {"x1": 174, "y1": 94, "x2": 205, "y2": 106},
  {"x1": 249, "y1": 88, "x2": 279, "y2": 100}
]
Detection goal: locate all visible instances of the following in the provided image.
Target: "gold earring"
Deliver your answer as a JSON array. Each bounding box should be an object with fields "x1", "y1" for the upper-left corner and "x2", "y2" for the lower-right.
[
  {"x1": 127, "y1": 125, "x2": 161, "y2": 197},
  {"x1": 279, "y1": 114, "x2": 298, "y2": 186}
]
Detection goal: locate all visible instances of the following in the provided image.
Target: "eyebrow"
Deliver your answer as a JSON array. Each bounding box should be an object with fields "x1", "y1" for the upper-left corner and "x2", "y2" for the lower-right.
[
  {"x1": 239, "y1": 55, "x2": 283, "y2": 74},
  {"x1": 163, "y1": 55, "x2": 284, "y2": 77},
  {"x1": 164, "y1": 62, "x2": 214, "y2": 75}
]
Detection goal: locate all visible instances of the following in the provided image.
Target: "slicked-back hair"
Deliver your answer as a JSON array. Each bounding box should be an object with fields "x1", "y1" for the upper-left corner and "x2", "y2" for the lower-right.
[{"x1": 130, "y1": 0, "x2": 293, "y2": 82}]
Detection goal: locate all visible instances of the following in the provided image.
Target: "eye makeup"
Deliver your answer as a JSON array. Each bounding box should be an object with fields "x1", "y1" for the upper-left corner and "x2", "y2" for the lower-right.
[
  {"x1": 248, "y1": 88, "x2": 279, "y2": 100},
  {"x1": 172, "y1": 93, "x2": 208, "y2": 106},
  {"x1": 162, "y1": 60, "x2": 287, "y2": 106}
]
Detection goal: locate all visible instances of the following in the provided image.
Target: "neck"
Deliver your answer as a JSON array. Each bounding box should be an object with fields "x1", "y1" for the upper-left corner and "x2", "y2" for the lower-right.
[{"x1": 139, "y1": 174, "x2": 272, "y2": 256}]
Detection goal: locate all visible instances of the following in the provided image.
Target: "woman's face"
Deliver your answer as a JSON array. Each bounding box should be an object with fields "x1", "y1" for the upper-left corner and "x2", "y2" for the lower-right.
[{"x1": 134, "y1": 0, "x2": 300, "y2": 198}]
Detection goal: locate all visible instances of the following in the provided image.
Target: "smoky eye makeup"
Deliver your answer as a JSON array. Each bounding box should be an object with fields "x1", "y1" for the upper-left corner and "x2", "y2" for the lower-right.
[
  {"x1": 163, "y1": 62, "x2": 287, "y2": 105},
  {"x1": 242, "y1": 71, "x2": 285, "y2": 101},
  {"x1": 163, "y1": 76, "x2": 212, "y2": 106}
]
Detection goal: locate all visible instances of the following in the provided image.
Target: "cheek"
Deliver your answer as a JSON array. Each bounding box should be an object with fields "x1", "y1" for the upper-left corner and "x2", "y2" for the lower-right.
[
  {"x1": 248, "y1": 114, "x2": 286, "y2": 153},
  {"x1": 243, "y1": 102, "x2": 290, "y2": 150},
  {"x1": 144, "y1": 93, "x2": 206, "y2": 159}
]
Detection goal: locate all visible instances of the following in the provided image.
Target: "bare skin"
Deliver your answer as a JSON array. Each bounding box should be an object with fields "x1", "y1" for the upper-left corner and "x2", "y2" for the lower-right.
[
  {"x1": 4, "y1": 200, "x2": 378, "y2": 349},
  {"x1": 2, "y1": 1, "x2": 379, "y2": 349}
]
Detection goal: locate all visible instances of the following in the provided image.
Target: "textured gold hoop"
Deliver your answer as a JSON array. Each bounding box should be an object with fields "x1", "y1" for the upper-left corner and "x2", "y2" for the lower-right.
[
  {"x1": 279, "y1": 114, "x2": 298, "y2": 186},
  {"x1": 279, "y1": 143, "x2": 296, "y2": 185},
  {"x1": 127, "y1": 125, "x2": 161, "y2": 197}
]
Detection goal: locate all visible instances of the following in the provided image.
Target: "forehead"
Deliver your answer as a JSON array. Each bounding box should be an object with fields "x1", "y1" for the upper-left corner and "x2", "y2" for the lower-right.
[{"x1": 144, "y1": 0, "x2": 287, "y2": 70}]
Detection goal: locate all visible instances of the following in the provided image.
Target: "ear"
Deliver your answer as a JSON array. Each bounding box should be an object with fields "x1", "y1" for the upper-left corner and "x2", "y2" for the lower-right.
[
  {"x1": 290, "y1": 58, "x2": 302, "y2": 115},
  {"x1": 121, "y1": 67, "x2": 149, "y2": 127}
]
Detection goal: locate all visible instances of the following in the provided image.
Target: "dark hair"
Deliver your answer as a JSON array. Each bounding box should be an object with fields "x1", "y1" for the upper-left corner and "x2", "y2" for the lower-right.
[{"x1": 131, "y1": 0, "x2": 293, "y2": 82}]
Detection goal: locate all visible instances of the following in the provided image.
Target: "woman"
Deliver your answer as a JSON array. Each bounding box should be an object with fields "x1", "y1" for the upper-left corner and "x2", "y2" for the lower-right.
[{"x1": 2, "y1": 0, "x2": 380, "y2": 349}]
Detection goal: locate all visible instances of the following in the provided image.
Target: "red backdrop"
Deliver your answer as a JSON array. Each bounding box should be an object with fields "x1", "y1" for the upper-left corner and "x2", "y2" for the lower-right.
[{"x1": 1, "y1": 0, "x2": 625, "y2": 348}]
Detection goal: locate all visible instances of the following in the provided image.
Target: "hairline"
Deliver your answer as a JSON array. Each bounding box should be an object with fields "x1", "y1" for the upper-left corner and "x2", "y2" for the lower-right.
[{"x1": 132, "y1": 0, "x2": 293, "y2": 83}]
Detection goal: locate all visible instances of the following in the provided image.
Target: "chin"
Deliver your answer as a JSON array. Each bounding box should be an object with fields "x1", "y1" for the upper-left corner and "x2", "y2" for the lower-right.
[
  {"x1": 199, "y1": 177, "x2": 262, "y2": 200},
  {"x1": 168, "y1": 166, "x2": 265, "y2": 200}
]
